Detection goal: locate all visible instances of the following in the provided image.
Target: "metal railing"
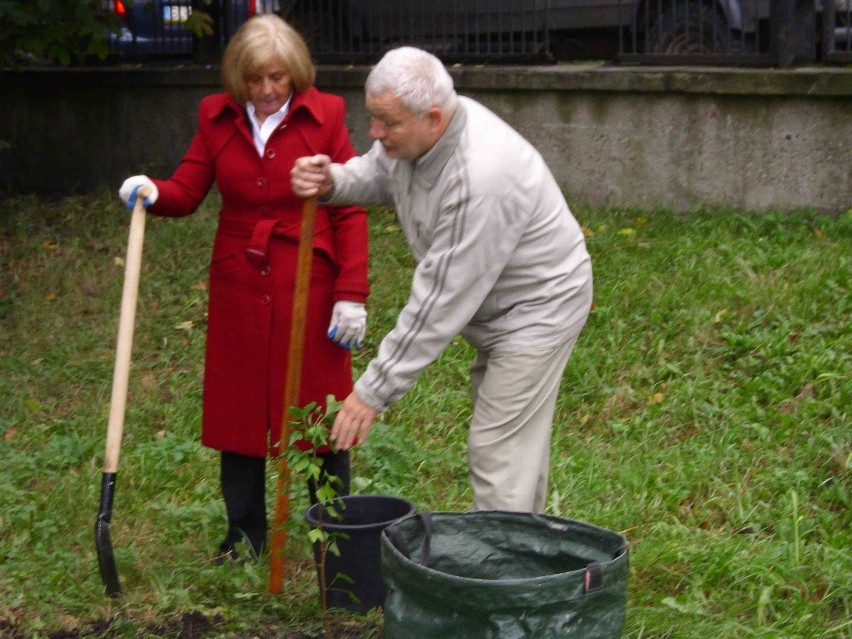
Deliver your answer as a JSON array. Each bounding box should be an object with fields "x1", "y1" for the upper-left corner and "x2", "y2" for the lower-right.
[
  {"x1": 103, "y1": 0, "x2": 850, "y2": 66},
  {"x1": 105, "y1": 0, "x2": 280, "y2": 60},
  {"x1": 614, "y1": 0, "x2": 775, "y2": 65},
  {"x1": 823, "y1": 0, "x2": 852, "y2": 62},
  {"x1": 281, "y1": 0, "x2": 550, "y2": 63},
  {"x1": 279, "y1": 0, "x2": 846, "y2": 66}
]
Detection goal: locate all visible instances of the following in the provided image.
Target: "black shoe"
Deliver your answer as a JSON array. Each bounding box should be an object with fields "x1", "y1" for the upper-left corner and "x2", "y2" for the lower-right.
[
  {"x1": 214, "y1": 532, "x2": 262, "y2": 565},
  {"x1": 213, "y1": 542, "x2": 240, "y2": 565}
]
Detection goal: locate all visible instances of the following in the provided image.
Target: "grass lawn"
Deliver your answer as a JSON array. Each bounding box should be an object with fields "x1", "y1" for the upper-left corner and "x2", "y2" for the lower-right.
[{"x1": 0, "y1": 191, "x2": 849, "y2": 638}]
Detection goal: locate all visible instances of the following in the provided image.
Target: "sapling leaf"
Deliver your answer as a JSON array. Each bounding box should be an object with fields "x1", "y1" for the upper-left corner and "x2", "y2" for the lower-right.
[
  {"x1": 292, "y1": 456, "x2": 311, "y2": 473},
  {"x1": 332, "y1": 571, "x2": 354, "y2": 585},
  {"x1": 316, "y1": 485, "x2": 337, "y2": 504}
]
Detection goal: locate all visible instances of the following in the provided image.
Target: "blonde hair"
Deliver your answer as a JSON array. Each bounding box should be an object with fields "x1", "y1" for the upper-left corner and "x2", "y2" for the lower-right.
[{"x1": 222, "y1": 14, "x2": 315, "y2": 104}]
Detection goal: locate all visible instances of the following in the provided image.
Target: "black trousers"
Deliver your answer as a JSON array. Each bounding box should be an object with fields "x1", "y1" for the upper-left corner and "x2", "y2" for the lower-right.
[{"x1": 219, "y1": 448, "x2": 351, "y2": 555}]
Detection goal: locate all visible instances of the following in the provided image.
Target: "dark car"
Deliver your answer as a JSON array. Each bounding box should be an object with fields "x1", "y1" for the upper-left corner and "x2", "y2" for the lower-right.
[
  {"x1": 107, "y1": 0, "x2": 195, "y2": 56},
  {"x1": 106, "y1": 0, "x2": 279, "y2": 58}
]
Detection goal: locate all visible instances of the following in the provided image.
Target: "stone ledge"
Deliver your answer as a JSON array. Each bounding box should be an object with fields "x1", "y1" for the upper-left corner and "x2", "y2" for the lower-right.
[{"x1": 3, "y1": 64, "x2": 851, "y2": 97}]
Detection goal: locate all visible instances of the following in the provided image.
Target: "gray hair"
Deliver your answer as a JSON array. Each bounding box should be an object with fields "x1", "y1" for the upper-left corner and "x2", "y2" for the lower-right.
[{"x1": 366, "y1": 47, "x2": 457, "y2": 115}]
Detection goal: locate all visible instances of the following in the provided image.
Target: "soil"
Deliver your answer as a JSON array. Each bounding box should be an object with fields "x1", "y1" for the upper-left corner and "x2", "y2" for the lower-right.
[{"x1": 0, "y1": 612, "x2": 379, "y2": 639}]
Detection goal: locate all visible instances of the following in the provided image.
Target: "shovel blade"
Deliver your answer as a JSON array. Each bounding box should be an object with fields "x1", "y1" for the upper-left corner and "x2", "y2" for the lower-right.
[{"x1": 95, "y1": 472, "x2": 122, "y2": 597}]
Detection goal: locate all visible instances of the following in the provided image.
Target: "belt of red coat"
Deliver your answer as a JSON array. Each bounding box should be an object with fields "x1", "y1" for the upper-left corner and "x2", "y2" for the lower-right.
[
  {"x1": 217, "y1": 213, "x2": 332, "y2": 269},
  {"x1": 217, "y1": 214, "x2": 337, "y2": 456}
]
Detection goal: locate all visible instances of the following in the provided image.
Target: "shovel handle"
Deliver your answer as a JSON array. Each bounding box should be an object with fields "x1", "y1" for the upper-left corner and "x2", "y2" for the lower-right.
[
  {"x1": 268, "y1": 196, "x2": 318, "y2": 594},
  {"x1": 103, "y1": 199, "x2": 147, "y2": 473}
]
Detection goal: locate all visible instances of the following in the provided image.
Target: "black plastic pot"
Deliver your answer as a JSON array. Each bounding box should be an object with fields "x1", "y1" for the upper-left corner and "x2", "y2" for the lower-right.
[{"x1": 305, "y1": 494, "x2": 416, "y2": 612}]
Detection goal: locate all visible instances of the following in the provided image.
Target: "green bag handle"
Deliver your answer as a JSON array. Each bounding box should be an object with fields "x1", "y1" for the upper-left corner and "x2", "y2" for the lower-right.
[{"x1": 385, "y1": 512, "x2": 431, "y2": 566}]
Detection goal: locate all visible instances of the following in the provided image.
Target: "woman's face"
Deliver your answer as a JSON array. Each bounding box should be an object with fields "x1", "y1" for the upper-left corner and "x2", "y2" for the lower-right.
[{"x1": 247, "y1": 58, "x2": 292, "y2": 122}]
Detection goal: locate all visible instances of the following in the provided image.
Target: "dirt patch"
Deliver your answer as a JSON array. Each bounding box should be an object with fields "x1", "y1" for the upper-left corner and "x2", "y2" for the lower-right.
[{"x1": 0, "y1": 612, "x2": 379, "y2": 639}]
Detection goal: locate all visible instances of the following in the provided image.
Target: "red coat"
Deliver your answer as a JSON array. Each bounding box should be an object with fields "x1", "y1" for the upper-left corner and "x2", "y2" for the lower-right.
[{"x1": 149, "y1": 88, "x2": 369, "y2": 458}]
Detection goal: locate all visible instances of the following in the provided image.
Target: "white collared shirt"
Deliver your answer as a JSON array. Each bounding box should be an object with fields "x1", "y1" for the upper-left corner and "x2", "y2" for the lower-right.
[{"x1": 246, "y1": 95, "x2": 292, "y2": 157}]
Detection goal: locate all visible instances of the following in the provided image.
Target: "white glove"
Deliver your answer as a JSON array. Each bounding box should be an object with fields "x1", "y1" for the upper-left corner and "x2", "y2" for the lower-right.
[
  {"x1": 327, "y1": 301, "x2": 367, "y2": 349},
  {"x1": 118, "y1": 175, "x2": 159, "y2": 210}
]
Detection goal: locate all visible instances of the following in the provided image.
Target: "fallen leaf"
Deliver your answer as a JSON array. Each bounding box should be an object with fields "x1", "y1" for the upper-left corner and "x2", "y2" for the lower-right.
[
  {"x1": 617, "y1": 228, "x2": 635, "y2": 236},
  {"x1": 648, "y1": 392, "x2": 664, "y2": 405},
  {"x1": 4, "y1": 426, "x2": 17, "y2": 442},
  {"x1": 175, "y1": 320, "x2": 194, "y2": 332},
  {"x1": 114, "y1": 257, "x2": 125, "y2": 267},
  {"x1": 714, "y1": 309, "x2": 728, "y2": 323},
  {"x1": 794, "y1": 384, "x2": 814, "y2": 402},
  {"x1": 814, "y1": 229, "x2": 824, "y2": 239},
  {"x1": 830, "y1": 446, "x2": 850, "y2": 471},
  {"x1": 192, "y1": 279, "x2": 209, "y2": 291},
  {"x1": 141, "y1": 372, "x2": 157, "y2": 391},
  {"x1": 581, "y1": 226, "x2": 595, "y2": 237},
  {"x1": 56, "y1": 614, "x2": 81, "y2": 627},
  {"x1": 45, "y1": 293, "x2": 56, "y2": 302}
]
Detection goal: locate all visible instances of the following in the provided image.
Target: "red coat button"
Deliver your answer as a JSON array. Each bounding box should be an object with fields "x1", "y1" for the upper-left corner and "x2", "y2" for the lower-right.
[
  {"x1": 265, "y1": 148, "x2": 276, "y2": 159},
  {"x1": 261, "y1": 294, "x2": 271, "y2": 304},
  {"x1": 256, "y1": 177, "x2": 267, "y2": 188},
  {"x1": 260, "y1": 266, "x2": 271, "y2": 276}
]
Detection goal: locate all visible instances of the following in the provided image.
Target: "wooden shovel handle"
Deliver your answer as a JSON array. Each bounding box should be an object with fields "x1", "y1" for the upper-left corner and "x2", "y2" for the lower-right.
[
  {"x1": 103, "y1": 199, "x2": 147, "y2": 474},
  {"x1": 268, "y1": 196, "x2": 318, "y2": 594}
]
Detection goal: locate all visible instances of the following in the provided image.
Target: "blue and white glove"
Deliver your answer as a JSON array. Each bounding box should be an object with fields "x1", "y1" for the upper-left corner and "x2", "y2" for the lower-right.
[
  {"x1": 118, "y1": 175, "x2": 158, "y2": 211},
  {"x1": 328, "y1": 301, "x2": 367, "y2": 349}
]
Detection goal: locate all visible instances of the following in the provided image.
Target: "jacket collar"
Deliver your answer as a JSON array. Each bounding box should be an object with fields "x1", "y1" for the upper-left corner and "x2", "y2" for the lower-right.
[
  {"x1": 412, "y1": 97, "x2": 467, "y2": 188},
  {"x1": 208, "y1": 87, "x2": 326, "y2": 126}
]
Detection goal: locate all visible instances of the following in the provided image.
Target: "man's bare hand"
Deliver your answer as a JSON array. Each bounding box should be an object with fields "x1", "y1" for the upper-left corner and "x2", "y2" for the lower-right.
[
  {"x1": 331, "y1": 391, "x2": 377, "y2": 450},
  {"x1": 291, "y1": 154, "x2": 334, "y2": 198}
]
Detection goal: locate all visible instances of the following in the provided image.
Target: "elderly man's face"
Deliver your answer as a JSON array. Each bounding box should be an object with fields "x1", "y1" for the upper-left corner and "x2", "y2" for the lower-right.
[{"x1": 366, "y1": 91, "x2": 441, "y2": 161}]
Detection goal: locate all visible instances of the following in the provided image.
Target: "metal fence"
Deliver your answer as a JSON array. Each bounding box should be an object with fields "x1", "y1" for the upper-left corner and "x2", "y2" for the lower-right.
[
  {"x1": 104, "y1": 0, "x2": 851, "y2": 66},
  {"x1": 614, "y1": 0, "x2": 775, "y2": 65},
  {"x1": 823, "y1": 0, "x2": 852, "y2": 61},
  {"x1": 105, "y1": 0, "x2": 280, "y2": 59},
  {"x1": 282, "y1": 1, "x2": 551, "y2": 63}
]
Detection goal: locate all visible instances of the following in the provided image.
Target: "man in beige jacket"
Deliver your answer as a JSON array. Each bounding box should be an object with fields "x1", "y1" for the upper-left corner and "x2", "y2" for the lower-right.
[{"x1": 291, "y1": 46, "x2": 592, "y2": 512}]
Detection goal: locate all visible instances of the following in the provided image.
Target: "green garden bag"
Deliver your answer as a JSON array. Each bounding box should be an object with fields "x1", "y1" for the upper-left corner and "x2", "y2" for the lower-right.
[{"x1": 381, "y1": 511, "x2": 629, "y2": 639}]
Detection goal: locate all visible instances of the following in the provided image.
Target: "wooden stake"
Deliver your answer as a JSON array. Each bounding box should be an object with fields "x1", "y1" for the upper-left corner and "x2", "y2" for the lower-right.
[{"x1": 268, "y1": 196, "x2": 318, "y2": 594}]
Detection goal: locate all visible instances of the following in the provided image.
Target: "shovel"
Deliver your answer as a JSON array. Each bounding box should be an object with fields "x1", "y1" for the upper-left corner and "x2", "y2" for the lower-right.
[
  {"x1": 268, "y1": 196, "x2": 318, "y2": 594},
  {"x1": 95, "y1": 197, "x2": 147, "y2": 597}
]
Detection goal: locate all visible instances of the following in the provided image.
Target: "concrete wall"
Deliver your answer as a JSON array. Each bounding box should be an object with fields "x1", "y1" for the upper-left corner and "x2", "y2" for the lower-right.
[{"x1": 2, "y1": 65, "x2": 850, "y2": 213}]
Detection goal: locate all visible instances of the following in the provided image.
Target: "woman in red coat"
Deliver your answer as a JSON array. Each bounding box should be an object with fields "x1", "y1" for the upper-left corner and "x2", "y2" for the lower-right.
[{"x1": 118, "y1": 15, "x2": 369, "y2": 561}]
